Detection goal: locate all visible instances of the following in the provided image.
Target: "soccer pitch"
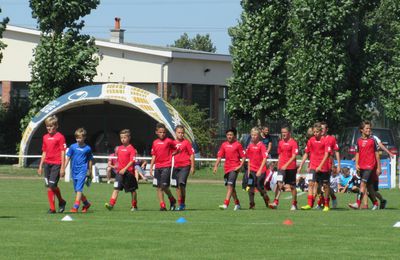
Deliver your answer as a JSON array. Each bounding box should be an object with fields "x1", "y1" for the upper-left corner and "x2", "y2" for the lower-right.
[{"x1": 0, "y1": 173, "x2": 400, "y2": 259}]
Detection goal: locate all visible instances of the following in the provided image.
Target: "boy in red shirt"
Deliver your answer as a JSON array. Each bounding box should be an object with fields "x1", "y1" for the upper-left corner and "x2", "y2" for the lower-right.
[
  {"x1": 171, "y1": 125, "x2": 195, "y2": 211},
  {"x1": 348, "y1": 121, "x2": 381, "y2": 210},
  {"x1": 298, "y1": 122, "x2": 331, "y2": 211},
  {"x1": 37, "y1": 115, "x2": 67, "y2": 214},
  {"x1": 149, "y1": 123, "x2": 177, "y2": 211},
  {"x1": 321, "y1": 122, "x2": 341, "y2": 208},
  {"x1": 213, "y1": 128, "x2": 246, "y2": 210},
  {"x1": 105, "y1": 129, "x2": 138, "y2": 211},
  {"x1": 269, "y1": 126, "x2": 299, "y2": 210},
  {"x1": 245, "y1": 127, "x2": 270, "y2": 209}
]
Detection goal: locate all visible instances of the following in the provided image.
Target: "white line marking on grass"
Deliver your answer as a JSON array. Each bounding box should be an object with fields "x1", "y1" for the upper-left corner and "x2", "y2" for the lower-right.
[{"x1": 283, "y1": 192, "x2": 305, "y2": 199}]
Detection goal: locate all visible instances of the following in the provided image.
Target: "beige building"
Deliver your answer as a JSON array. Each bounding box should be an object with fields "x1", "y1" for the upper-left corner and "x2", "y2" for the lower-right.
[{"x1": 0, "y1": 22, "x2": 232, "y2": 127}]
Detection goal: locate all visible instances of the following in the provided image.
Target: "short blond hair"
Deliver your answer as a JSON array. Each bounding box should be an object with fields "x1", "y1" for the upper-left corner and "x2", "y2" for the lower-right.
[
  {"x1": 45, "y1": 115, "x2": 58, "y2": 127},
  {"x1": 74, "y1": 128, "x2": 87, "y2": 138},
  {"x1": 120, "y1": 129, "x2": 131, "y2": 136},
  {"x1": 250, "y1": 127, "x2": 261, "y2": 137}
]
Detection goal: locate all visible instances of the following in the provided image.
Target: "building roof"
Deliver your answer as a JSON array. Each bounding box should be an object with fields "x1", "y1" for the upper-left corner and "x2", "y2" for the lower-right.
[{"x1": 6, "y1": 25, "x2": 231, "y2": 62}]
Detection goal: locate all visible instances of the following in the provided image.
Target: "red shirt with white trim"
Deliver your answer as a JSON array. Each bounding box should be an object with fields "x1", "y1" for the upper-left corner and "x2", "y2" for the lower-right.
[
  {"x1": 217, "y1": 140, "x2": 246, "y2": 174},
  {"x1": 116, "y1": 144, "x2": 136, "y2": 173},
  {"x1": 305, "y1": 136, "x2": 331, "y2": 172},
  {"x1": 324, "y1": 135, "x2": 339, "y2": 169},
  {"x1": 151, "y1": 138, "x2": 175, "y2": 168},
  {"x1": 42, "y1": 132, "x2": 66, "y2": 165},
  {"x1": 355, "y1": 137, "x2": 378, "y2": 170},
  {"x1": 246, "y1": 141, "x2": 268, "y2": 173},
  {"x1": 278, "y1": 138, "x2": 298, "y2": 170},
  {"x1": 174, "y1": 139, "x2": 194, "y2": 168}
]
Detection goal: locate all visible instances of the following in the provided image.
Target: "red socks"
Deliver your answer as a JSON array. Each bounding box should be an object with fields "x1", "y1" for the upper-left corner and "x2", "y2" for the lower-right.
[
  {"x1": 109, "y1": 198, "x2": 116, "y2": 206},
  {"x1": 307, "y1": 195, "x2": 314, "y2": 207},
  {"x1": 234, "y1": 199, "x2": 240, "y2": 205},
  {"x1": 273, "y1": 199, "x2": 279, "y2": 205},
  {"x1": 224, "y1": 199, "x2": 230, "y2": 206},
  {"x1": 132, "y1": 200, "x2": 137, "y2": 208},
  {"x1": 47, "y1": 189, "x2": 55, "y2": 211},
  {"x1": 53, "y1": 187, "x2": 63, "y2": 202},
  {"x1": 160, "y1": 202, "x2": 166, "y2": 208},
  {"x1": 324, "y1": 197, "x2": 330, "y2": 207}
]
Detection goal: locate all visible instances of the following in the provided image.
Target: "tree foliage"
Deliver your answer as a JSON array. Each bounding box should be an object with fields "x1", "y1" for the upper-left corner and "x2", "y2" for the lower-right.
[
  {"x1": 171, "y1": 32, "x2": 217, "y2": 53},
  {"x1": 21, "y1": 0, "x2": 100, "y2": 129},
  {"x1": 228, "y1": 0, "x2": 400, "y2": 134},
  {"x1": 0, "y1": 7, "x2": 10, "y2": 63},
  {"x1": 228, "y1": 0, "x2": 290, "y2": 123},
  {"x1": 169, "y1": 98, "x2": 217, "y2": 156}
]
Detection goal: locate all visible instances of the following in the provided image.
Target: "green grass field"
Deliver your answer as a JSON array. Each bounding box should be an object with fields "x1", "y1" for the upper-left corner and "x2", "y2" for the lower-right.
[{"x1": 1, "y1": 166, "x2": 400, "y2": 259}]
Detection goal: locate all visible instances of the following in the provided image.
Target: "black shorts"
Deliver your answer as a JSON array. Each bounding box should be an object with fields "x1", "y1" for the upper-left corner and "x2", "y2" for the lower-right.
[
  {"x1": 247, "y1": 171, "x2": 266, "y2": 190},
  {"x1": 154, "y1": 167, "x2": 171, "y2": 188},
  {"x1": 44, "y1": 163, "x2": 61, "y2": 188},
  {"x1": 224, "y1": 171, "x2": 238, "y2": 187},
  {"x1": 309, "y1": 170, "x2": 330, "y2": 184},
  {"x1": 114, "y1": 172, "x2": 138, "y2": 192},
  {"x1": 171, "y1": 166, "x2": 190, "y2": 188},
  {"x1": 360, "y1": 169, "x2": 374, "y2": 183},
  {"x1": 277, "y1": 169, "x2": 297, "y2": 186}
]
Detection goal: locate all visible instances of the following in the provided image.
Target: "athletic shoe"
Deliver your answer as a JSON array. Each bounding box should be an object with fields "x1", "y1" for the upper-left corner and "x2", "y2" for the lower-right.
[
  {"x1": 332, "y1": 199, "x2": 338, "y2": 209},
  {"x1": 47, "y1": 209, "x2": 56, "y2": 214},
  {"x1": 219, "y1": 204, "x2": 228, "y2": 210},
  {"x1": 170, "y1": 198, "x2": 177, "y2": 211},
  {"x1": 380, "y1": 199, "x2": 387, "y2": 209},
  {"x1": 268, "y1": 202, "x2": 278, "y2": 209},
  {"x1": 290, "y1": 205, "x2": 297, "y2": 211},
  {"x1": 105, "y1": 203, "x2": 114, "y2": 211},
  {"x1": 348, "y1": 203, "x2": 359, "y2": 209},
  {"x1": 131, "y1": 207, "x2": 138, "y2": 212},
  {"x1": 70, "y1": 208, "x2": 78, "y2": 213},
  {"x1": 371, "y1": 205, "x2": 379, "y2": 210},
  {"x1": 314, "y1": 205, "x2": 323, "y2": 210},
  {"x1": 322, "y1": 206, "x2": 330, "y2": 212},
  {"x1": 82, "y1": 203, "x2": 91, "y2": 213},
  {"x1": 177, "y1": 204, "x2": 186, "y2": 211},
  {"x1": 233, "y1": 204, "x2": 241, "y2": 211},
  {"x1": 160, "y1": 207, "x2": 167, "y2": 211},
  {"x1": 58, "y1": 200, "x2": 67, "y2": 213},
  {"x1": 301, "y1": 205, "x2": 312, "y2": 210}
]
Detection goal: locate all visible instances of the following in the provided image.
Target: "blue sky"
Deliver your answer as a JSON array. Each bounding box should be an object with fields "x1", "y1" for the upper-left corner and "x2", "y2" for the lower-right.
[{"x1": 0, "y1": 0, "x2": 242, "y2": 54}]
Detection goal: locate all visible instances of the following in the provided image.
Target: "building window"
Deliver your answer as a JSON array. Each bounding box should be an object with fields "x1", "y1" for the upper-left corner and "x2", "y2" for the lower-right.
[{"x1": 192, "y1": 84, "x2": 211, "y2": 116}]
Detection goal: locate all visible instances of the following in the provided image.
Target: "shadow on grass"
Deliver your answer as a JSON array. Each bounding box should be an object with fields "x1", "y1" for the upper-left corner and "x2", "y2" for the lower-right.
[{"x1": 0, "y1": 216, "x2": 17, "y2": 219}]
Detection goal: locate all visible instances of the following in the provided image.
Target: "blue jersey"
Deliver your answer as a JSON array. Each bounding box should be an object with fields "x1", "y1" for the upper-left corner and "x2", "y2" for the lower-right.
[{"x1": 67, "y1": 143, "x2": 94, "y2": 177}]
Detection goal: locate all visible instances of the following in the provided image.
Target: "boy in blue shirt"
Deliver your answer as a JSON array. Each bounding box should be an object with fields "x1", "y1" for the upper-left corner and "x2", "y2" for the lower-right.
[{"x1": 65, "y1": 128, "x2": 94, "y2": 213}]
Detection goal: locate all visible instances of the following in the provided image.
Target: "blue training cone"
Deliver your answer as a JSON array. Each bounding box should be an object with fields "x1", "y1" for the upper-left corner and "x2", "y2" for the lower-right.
[{"x1": 176, "y1": 217, "x2": 187, "y2": 224}]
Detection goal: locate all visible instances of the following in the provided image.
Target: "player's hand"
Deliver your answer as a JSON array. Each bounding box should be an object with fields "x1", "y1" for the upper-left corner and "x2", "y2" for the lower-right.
[
  {"x1": 256, "y1": 170, "x2": 262, "y2": 177},
  {"x1": 149, "y1": 169, "x2": 153, "y2": 177},
  {"x1": 212, "y1": 167, "x2": 217, "y2": 175},
  {"x1": 281, "y1": 165, "x2": 287, "y2": 171},
  {"x1": 316, "y1": 166, "x2": 322, "y2": 173},
  {"x1": 60, "y1": 168, "x2": 65, "y2": 177},
  {"x1": 37, "y1": 167, "x2": 42, "y2": 176},
  {"x1": 190, "y1": 167, "x2": 195, "y2": 175},
  {"x1": 119, "y1": 169, "x2": 125, "y2": 175},
  {"x1": 297, "y1": 167, "x2": 301, "y2": 174},
  {"x1": 377, "y1": 168, "x2": 382, "y2": 176},
  {"x1": 234, "y1": 166, "x2": 242, "y2": 172},
  {"x1": 356, "y1": 164, "x2": 360, "y2": 171},
  {"x1": 336, "y1": 166, "x2": 341, "y2": 174}
]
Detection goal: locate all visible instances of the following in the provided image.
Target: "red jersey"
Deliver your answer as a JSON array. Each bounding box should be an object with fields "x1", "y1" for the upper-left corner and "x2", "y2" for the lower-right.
[
  {"x1": 42, "y1": 132, "x2": 66, "y2": 165},
  {"x1": 278, "y1": 138, "x2": 299, "y2": 170},
  {"x1": 246, "y1": 141, "x2": 268, "y2": 173},
  {"x1": 305, "y1": 136, "x2": 331, "y2": 172},
  {"x1": 108, "y1": 153, "x2": 118, "y2": 168},
  {"x1": 117, "y1": 144, "x2": 136, "y2": 173},
  {"x1": 174, "y1": 139, "x2": 194, "y2": 168},
  {"x1": 356, "y1": 137, "x2": 378, "y2": 170},
  {"x1": 151, "y1": 138, "x2": 175, "y2": 168},
  {"x1": 324, "y1": 135, "x2": 339, "y2": 169},
  {"x1": 217, "y1": 140, "x2": 246, "y2": 174}
]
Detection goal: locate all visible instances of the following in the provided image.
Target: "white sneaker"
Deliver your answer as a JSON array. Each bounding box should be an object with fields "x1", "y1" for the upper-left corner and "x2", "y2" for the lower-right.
[
  {"x1": 131, "y1": 207, "x2": 138, "y2": 212},
  {"x1": 107, "y1": 180, "x2": 111, "y2": 184},
  {"x1": 219, "y1": 204, "x2": 228, "y2": 210},
  {"x1": 332, "y1": 199, "x2": 337, "y2": 209},
  {"x1": 290, "y1": 205, "x2": 297, "y2": 211},
  {"x1": 233, "y1": 204, "x2": 241, "y2": 211},
  {"x1": 314, "y1": 205, "x2": 323, "y2": 210},
  {"x1": 371, "y1": 205, "x2": 379, "y2": 210}
]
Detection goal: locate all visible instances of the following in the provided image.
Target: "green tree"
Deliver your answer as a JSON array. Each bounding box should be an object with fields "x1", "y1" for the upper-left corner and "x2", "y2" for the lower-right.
[
  {"x1": 284, "y1": 1, "x2": 357, "y2": 134},
  {"x1": 227, "y1": 0, "x2": 290, "y2": 124},
  {"x1": 0, "y1": 7, "x2": 9, "y2": 63},
  {"x1": 363, "y1": 1, "x2": 400, "y2": 121},
  {"x1": 169, "y1": 98, "x2": 217, "y2": 156},
  {"x1": 21, "y1": 0, "x2": 100, "y2": 129},
  {"x1": 171, "y1": 32, "x2": 216, "y2": 53}
]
